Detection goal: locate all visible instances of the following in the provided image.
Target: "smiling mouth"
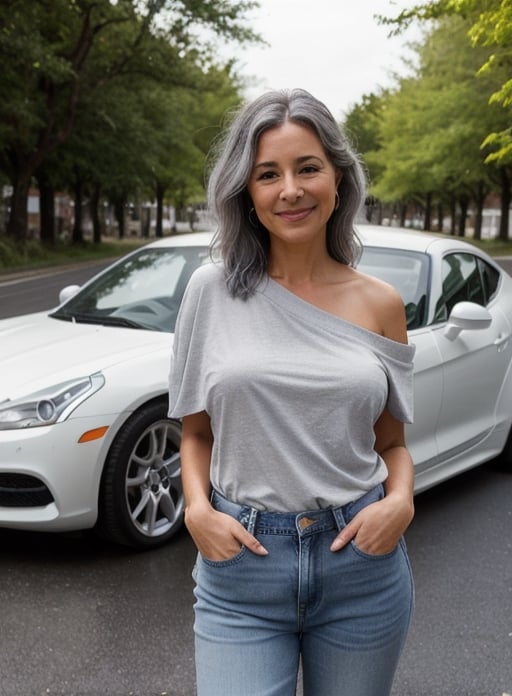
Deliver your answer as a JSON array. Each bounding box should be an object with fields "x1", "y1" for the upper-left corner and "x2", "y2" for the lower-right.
[{"x1": 276, "y1": 207, "x2": 313, "y2": 222}]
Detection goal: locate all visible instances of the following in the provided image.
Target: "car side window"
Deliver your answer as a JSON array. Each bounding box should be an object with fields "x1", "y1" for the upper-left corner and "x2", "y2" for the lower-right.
[
  {"x1": 357, "y1": 247, "x2": 430, "y2": 330},
  {"x1": 478, "y1": 257, "x2": 500, "y2": 302},
  {"x1": 433, "y1": 252, "x2": 498, "y2": 322}
]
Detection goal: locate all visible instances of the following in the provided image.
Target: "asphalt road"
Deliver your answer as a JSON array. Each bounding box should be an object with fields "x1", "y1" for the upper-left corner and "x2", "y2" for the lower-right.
[
  {"x1": 0, "y1": 465, "x2": 510, "y2": 696},
  {"x1": 0, "y1": 259, "x2": 512, "y2": 695},
  {"x1": 0, "y1": 259, "x2": 116, "y2": 319}
]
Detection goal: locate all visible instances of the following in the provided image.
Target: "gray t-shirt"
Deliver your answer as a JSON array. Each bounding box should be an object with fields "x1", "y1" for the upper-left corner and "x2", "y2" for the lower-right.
[{"x1": 168, "y1": 263, "x2": 415, "y2": 511}]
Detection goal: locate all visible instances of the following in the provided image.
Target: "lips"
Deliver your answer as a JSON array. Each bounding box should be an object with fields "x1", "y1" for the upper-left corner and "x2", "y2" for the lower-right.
[{"x1": 276, "y1": 207, "x2": 313, "y2": 222}]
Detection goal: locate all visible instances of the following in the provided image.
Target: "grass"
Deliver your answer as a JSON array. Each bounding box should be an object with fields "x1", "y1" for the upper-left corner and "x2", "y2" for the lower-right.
[
  {"x1": 461, "y1": 237, "x2": 512, "y2": 256},
  {"x1": 0, "y1": 236, "x2": 149, "y2": 275}
]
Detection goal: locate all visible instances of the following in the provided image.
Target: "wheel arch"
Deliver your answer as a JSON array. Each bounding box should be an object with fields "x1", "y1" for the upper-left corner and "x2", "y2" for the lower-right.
[
  {"x1": 493, "y1": 351, "x2": 512, "y2": 471},
  {"x1": 95, "y1": 395, "x2": 184, "y2": 548}
]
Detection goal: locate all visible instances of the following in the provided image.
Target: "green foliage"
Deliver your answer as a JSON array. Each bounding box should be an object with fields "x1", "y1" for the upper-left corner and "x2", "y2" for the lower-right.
[
  {"x1": 380, "y1": 0, "x2": 512, "y2": 163},
  {"x1": 346, "y1": 13, "x2": 509, "y2": 211},
  {"x1": 0, "y1": 0, "x2": 259, "y2": 240},
  {"x1": 0, "y1": 237, "x2": 68, "y2": 270},
  {"x1": 0, "y1": 236, "x2": 146, "y2": 271}
]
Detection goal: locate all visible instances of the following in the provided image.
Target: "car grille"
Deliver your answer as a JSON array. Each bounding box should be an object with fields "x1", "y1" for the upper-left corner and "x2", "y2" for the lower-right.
[{"x1": 0, "y1": 473, "x2": 54, "y2": 507}]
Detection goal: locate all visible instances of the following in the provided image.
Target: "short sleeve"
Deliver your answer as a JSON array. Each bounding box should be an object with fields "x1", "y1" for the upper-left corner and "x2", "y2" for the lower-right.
[
  {"x1": 168, "y1": 265, "x2": 215, "y2": 418},
  {"x1": 380, "y1": 344, "x2": 415, "y2": 424}
]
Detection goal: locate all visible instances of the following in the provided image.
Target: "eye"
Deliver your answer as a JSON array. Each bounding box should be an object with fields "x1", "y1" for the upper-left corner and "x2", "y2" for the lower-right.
[
  {"x1": 256, "y1": 170, "x2": 277, "y2": 181},
  {"x1": 300, "y1": 165, "x2": 319, "y2": 174}
]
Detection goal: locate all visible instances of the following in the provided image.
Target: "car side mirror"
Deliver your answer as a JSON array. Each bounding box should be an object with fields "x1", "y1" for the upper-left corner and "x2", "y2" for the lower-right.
[
  {"x1": 58, "y1": 285, "x2": 81, "y2": 305},
  {"x1": 444, "y1": 301, "x2": 492, "y2": 341}
]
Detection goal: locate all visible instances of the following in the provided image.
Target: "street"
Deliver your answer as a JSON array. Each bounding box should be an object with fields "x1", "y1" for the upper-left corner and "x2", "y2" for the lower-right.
[
  {"x1": 0, "y1": 259, "x2": 511, "y2": 695},
  {"x1": 0, "y1": 260, "x2": 117, "y2": 319},
  {"x1": 0, "y1": 464, "x2": 511, "y2": 695}
]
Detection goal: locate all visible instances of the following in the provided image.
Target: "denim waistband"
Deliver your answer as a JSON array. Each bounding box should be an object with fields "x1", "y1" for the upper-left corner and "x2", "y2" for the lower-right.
[{"x1": 211, "y1": 485, "x2": 384, "y2": 537}]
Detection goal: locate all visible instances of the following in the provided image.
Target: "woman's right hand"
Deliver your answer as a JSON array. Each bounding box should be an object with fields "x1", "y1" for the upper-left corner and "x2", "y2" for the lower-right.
[
  {"x1": 185, "y1": 503, "x2": 268, "y2": 561},
  {"x1": 180, "y1": 412, "x2": 267, "y2": 560}
]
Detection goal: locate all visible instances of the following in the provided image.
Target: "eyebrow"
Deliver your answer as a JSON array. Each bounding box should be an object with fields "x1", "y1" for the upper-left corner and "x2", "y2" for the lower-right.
[{"x1": 253, "y1": 154, "x2": 324, "y2": 170}]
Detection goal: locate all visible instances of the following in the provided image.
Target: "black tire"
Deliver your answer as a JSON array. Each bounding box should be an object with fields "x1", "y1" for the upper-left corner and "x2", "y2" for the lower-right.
[
  {"x1": 495, "y1": 426, "x2": 512, "y2": 472},
  {"x1": 96, "y1": 400, "x2": 184, "y2": 549}
]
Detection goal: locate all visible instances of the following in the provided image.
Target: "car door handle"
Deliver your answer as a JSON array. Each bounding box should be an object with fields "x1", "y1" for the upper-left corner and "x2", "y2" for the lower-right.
[{"x1": 494, "y1": 333, "x2": 511, "y2": 351}]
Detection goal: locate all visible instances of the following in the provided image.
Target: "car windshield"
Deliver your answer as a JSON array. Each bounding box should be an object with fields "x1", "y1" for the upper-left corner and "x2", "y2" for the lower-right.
[
  {"x1": 357, "y1": 247, "x2": 430, "y2": 330},
  {"x1": 51, "y1": 245, "x2": 210, "y2": 333}
]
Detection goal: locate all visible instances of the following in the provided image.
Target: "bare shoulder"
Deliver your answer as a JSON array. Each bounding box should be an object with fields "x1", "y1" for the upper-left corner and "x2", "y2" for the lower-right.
[
  {"x1": 350, "y1": 269, "x2": 408, "y2": 343},
  {"x1": 354, "y1": 269, "x2": 403, "y2": 308}
]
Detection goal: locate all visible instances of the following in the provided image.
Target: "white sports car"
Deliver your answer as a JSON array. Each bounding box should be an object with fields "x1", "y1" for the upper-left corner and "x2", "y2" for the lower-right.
[{"x1": 1, "y1": 226, "x2": 511, "y2": 549}]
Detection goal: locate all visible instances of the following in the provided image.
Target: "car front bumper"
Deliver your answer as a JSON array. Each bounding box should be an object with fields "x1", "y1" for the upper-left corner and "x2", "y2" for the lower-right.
[{"x1": 0, "y1": 415, "x2": 116, "y2": 532}]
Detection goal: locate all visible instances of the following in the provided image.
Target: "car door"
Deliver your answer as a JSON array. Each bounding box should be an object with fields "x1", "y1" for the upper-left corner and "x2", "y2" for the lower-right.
[
  {"x1": 406, "y1": 326, "x2": 443, "y2": 478},
  {"x1": 431, "y1": 252, "x2": 512, "y2": 462}
]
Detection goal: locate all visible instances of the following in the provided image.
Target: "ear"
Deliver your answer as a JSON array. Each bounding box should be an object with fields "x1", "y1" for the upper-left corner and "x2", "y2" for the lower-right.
[{"x1": 335, "y1": 170, "x2": 343, "y2": 187}]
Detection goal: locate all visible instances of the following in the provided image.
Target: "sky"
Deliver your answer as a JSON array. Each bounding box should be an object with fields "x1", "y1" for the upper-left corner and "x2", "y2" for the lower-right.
[{"x1": 230, "y1": 0, "x2": 422, "y2": 120}]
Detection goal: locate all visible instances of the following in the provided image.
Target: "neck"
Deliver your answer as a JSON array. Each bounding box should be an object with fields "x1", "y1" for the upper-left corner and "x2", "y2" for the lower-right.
[{"x1": 267, "y1": 241, "x2": 334, "y2": 287}]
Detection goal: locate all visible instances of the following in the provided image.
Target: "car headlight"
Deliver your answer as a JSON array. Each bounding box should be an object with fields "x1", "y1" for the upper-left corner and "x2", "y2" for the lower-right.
[{"x1": 0, "y1": 373, "x2": 105, "y2": 430}]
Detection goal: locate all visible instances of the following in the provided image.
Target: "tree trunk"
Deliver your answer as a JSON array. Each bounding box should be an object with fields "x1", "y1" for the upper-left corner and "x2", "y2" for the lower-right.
[
  {"x1": 142, "y1": 206, "x2": 151, "y2": 238},
  {"x1": 91, "y1": 186, "x2": 101, "y2": 244},
  {"x1": 376, "y1": 202, "x2": 383, "y2": 225},
  {"x1": 498, "y1": 167, "x2": 511, "y2": 241},
  {"x1": 457, "y1": 195, "x2": 469, "y2": 237},
  {"x1": 72, "y1": 179, "x2": 84, "y2": 244},
  {"x1": 398, "y1": 202, "x2": 407, "y2": 228},
  {"x1": 436, "y1": 203, "x2": 444, "y2": 232},
  {"x1": 6, "y1": 173, "x2": 31, "y2": 242},
  {"x1": 424, "y1": 192, "x2": 432, "y2": 231},
  {"x1": 449, "y1": 196, "x2": 457, "y2": 235},
  {"x1": 155, "y1": 182, "x2": 165, "y2": 238},
  {"x1": 114, "y1": 199, "x2": 125, "y2": 239},
  {"x1": 473, "y1": 181, "x2": 486, "y2": 241},
  {"x1": 38, "y1": 173, "x2": 56, "y2": 245}
]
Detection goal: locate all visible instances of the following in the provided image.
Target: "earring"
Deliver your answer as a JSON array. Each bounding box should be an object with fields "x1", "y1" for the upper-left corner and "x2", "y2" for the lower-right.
[
  {"x1": 249, "y1": 207, "x2": 259, "y2": 228},
  {"x1": 334, "y1": 191, "x2": 340, "y2": 211}
]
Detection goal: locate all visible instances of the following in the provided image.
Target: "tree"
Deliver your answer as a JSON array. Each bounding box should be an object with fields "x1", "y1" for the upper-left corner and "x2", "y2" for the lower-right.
[
  {"x1": 362, "y1": 76, "x2": 446, "y2": 230},
  {"x1": 343, "y1": 90, "x2": 390, "y2": 222},
  {"x1": 355, "y1": 11, "x2": 510, "y2": 236},
  {"x1": 381, "y1": 1, "x2": 512, "y2": 162},
  {"x1": 142, "y1": 62, "x2": 243, "y2": 237},
  {"x1": 410, "y1": 15, "x2": 506, "y2": 237},
  {"x1": 0, "y1": 0, "x2": 259, "y2": 242}
]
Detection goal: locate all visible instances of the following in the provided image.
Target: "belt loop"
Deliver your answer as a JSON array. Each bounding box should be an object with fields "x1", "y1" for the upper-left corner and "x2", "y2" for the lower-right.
[
  {"x1": 246, "y1": 507, "x2": 258, "y2": 535},
  {"x1": 331, "y1": 506, "x2": 345, "y2": 532}
]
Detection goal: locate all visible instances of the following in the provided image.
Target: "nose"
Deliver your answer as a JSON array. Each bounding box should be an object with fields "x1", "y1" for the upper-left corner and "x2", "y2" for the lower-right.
[{"x1": 280, "y1": 174, "x2": 304, "y2": 201}]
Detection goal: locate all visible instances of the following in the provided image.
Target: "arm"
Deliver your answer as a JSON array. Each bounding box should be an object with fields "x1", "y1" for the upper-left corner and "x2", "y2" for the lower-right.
[
  {"x1": 181, "y1": 411, "x2": 267, "y2": 560},
  {"x1": 331, "y1": 284, "x2": 415, "y2": 554},
  {"x1": 330, "y1": 410, "x2": 414, "y2": 554}
]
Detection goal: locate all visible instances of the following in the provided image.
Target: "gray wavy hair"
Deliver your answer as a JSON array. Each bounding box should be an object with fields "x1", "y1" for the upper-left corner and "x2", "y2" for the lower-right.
[{"x1": 207, "y1": 88, "x2": 367, "y2": 299}]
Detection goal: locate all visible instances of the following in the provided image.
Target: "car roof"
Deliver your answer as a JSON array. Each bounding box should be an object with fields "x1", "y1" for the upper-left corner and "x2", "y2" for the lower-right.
[
  {"x1": 356, "y1": 224, "x2": 485, "y2": 256},
  {"x1": 357, "y1": 225, "x2": 433, "y2": 252},
  {"x1": 142, "y1": 225, "x2": 490, "y2": 261},
  {"x1": 143, "y1": 231, "x2": 214, "y2": 249}
]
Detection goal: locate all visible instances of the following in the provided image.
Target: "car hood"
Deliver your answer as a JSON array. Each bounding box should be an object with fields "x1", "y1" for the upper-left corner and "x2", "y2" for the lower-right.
[{"x1": 0, "y1": 311, "x2": 172, "y2": 400}]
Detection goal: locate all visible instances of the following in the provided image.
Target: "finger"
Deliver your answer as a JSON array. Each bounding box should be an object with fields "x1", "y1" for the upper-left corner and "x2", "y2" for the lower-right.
[
  {"x1": 330, "y1": 522, "x2": 358, "y2": 552},
  {"x1": 237, "y1": 527, "x2": 268, "y2": 556}
]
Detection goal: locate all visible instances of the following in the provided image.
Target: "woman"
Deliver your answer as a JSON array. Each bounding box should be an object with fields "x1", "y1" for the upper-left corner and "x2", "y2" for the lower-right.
[{"x1": 169, "y1": 88, "x2": 415, "y2": 696}]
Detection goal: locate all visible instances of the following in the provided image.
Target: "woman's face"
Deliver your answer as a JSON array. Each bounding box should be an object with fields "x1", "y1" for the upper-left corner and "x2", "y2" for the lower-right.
[{"x1": 246, "y1": 121, "x2": 340, "y2": 248}]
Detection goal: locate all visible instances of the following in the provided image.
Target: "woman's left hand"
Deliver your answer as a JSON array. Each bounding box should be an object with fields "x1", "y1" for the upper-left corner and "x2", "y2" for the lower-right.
[{"x1": 330, "y1": 492, "x2": 414, "y2": 555}]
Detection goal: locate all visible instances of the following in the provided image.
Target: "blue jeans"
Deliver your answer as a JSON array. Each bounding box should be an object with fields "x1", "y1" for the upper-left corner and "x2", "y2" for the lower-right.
[{"x1": 192, "y1": 485, "x2": 414, "y2": 696}]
